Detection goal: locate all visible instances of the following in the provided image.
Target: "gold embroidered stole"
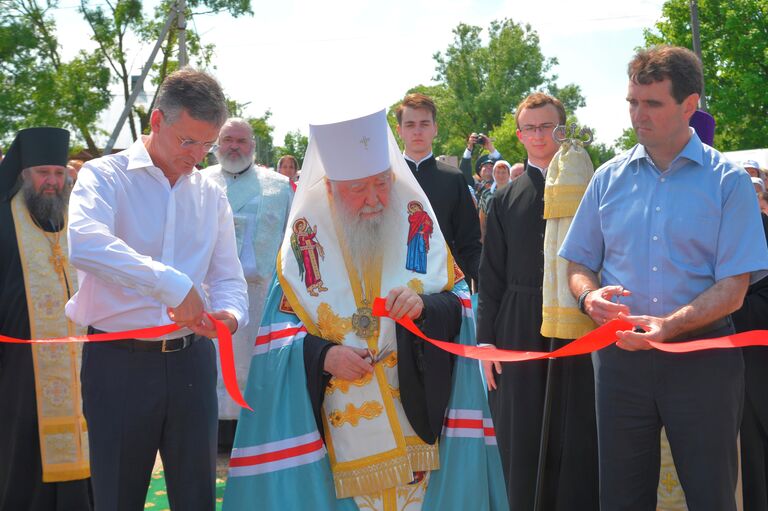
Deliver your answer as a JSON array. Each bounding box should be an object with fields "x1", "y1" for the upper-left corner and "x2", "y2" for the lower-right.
[
  {"x1": 275, "y1": 191, "x2": 457, "y2": 498},
  {"x1": 11, "y1": 193, "x2": 90, "y2": 482},
  {"x1": 277, "y1": 245, "x2": 440, "y2": 499},
  {"x1": 541, "y1": 141, "x2": 596, "y2": 339}
]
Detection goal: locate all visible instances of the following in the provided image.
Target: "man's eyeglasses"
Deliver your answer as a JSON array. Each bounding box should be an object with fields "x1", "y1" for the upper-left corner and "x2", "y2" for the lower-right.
[
  {"x1": 177, "y1": 136, "x2": 218, "y2": 153},
  {"x1": 520, "y1": 123, "x2": 557, "y2": 135}
]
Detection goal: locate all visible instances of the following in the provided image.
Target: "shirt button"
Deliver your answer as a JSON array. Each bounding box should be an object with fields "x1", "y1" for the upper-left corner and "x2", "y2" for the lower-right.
[
  {"x1": 652, "y1": 266, "x2": 658, "y2": 271},
  {"x1": 660, "y1": 177, "x2": 666, "y2": 183},
  {"x1": 652, "y1": 297, "x2": 658, "y2": 303},
  {"x1": 655, "y1": 206, "x2": 661, "y2": 212},
  {"x1": 653, "y1": 235, "x2": 659, "y2": 241}
]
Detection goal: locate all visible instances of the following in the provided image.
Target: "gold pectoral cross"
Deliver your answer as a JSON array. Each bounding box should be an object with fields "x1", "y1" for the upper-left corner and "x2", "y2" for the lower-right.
[
  {"x1": 351, "y1": 303, "x2": 379, "y2": 339},
  {"x1": 49, "y1": 242, "x2": 65, "y2": 276}
]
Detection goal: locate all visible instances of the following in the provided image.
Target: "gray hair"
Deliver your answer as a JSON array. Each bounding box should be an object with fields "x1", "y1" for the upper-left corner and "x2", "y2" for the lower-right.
[
  {"x1": 155, "y1": 67, "x2": 229, "y2": 126},
  {"x1": 220, "y1": 117, "x2": 254, "y2": 137}
]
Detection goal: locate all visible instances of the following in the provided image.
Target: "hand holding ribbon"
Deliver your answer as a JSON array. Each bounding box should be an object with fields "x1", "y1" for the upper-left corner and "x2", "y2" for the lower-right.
[
  {"x1": 372, "y1": 297, "x2": 768, "y2": 362},
  {"x1": 0, "y1": 315, "x2": 252, "y2": 411}
]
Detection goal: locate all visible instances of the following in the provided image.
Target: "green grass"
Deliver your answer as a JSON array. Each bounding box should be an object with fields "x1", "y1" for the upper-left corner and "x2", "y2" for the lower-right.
[{"x1": 144, "y1": 469, "x2": 226, "y2": 510}]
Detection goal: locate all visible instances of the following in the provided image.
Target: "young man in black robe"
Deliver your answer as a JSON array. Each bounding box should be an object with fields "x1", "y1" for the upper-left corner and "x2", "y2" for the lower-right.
[
  {"x1": 733, "y1": 212, "x2": 768, "y2": 511},
  {"x1": 0, "y1": 128, "x2": 92, "y2": 510},
  {"x1": 396, "y1": 93, "x2": 482, "y2": 285},
  {"x1": 477, "y1": 92, "x2": 599, "y2": 510}
]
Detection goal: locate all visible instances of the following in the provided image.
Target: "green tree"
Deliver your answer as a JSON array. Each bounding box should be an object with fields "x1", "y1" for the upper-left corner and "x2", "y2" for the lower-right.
[
  {"x1": 80, "y1": 0, "x2": 253, "y2": 139},
  {"x1": 585, "y1": 140, "x2": 618, "y2": 168},
  {"x1": 644, "y1": 0, "x2": 768, "y2": 150},
  {"x1": 614, "y1": 127, "x2": 638, "y2": 151},
  {"x1": 0, "y1": 1, "x2": 111, "y2": 152},
  {"x1": 430, "y1": 19, "x2": 585, "y2": 158},
  {"x1": 390, "y1": 19, "x2": 585, "y2": 163},
  {"x1": 248, "y1": 112, "x2": 274, "y2": 166},
  {"x1": 274, "y1": 130, "x2": 309, "y2": 167}
]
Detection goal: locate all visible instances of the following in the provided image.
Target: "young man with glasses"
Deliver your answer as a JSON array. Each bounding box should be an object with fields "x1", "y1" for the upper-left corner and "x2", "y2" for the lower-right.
[
  {"x1": 66, "y1": 68, "x2": 248, "y2": 510},
  {"x1": 477, "y1": 92, "x2": 600, "y2": 509}
]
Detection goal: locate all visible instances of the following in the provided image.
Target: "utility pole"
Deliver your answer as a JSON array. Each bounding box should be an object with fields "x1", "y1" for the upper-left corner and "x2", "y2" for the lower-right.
[
  {"x1": 177, "y1": 0, "x2": 188, "y2": 67},
  {"x1": 104, "y1": 6, "x2": 179, "y2": 153},
  {"x1": 689, "y1": 0, "x2": 708, "y2": 111}
]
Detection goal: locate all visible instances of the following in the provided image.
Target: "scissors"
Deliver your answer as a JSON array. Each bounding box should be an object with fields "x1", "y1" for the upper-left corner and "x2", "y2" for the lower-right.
[{"x1": 365, "y1": 348, "x2": 393, "y2": 364}]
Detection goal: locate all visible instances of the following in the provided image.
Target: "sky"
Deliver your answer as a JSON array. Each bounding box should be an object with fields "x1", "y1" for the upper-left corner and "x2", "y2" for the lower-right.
[{"x1": 53, "y1": 0, "x2": 666, "y2": 151}]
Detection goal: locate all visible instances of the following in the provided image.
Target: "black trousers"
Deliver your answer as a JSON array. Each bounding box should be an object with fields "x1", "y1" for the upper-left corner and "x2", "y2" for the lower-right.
[
  {"x1": 593, "y1": 334, "x2": 743, "y2": 511},
  {"x1": 488, "y1": 341, "x2": 599, "y2": 511},
  {"x1": 81, "y1": 337, "x2": 218, "y2": 511},
  {"x1": 741, "y1": 347, "x2": 768, "y2": 511}
]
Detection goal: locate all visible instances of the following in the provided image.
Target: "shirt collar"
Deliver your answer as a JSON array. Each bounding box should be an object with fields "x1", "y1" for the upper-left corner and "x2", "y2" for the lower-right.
[
  {"x1": 628, "y1": 128, "x2": 704, "y2": 170},
  {"x1": 527, "y1": 161, "x2": 547, "y2": 178},
  {"x1": 125, "y1": 136, "x2": 156, "y2": 171},
  {"x1": 403, "y1": 152, "x2": 434, "y2": 168}
]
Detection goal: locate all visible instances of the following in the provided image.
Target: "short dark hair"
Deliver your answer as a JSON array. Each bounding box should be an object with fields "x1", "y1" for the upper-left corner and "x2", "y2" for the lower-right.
[
  {"x1": 395, "y1": 93, "x2": 437, "y2": 125},
  {"x1": 514, "y1": 92, "x2": 566, "y2": 127},
  {"x1": 155, "y1": 68, "x2": 229, "y2": 126},
  {"x1": 628, "y1": 45, "x2": 703, "y2": 104}
]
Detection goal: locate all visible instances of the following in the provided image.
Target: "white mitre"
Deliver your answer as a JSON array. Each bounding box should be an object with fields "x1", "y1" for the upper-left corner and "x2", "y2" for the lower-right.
[{"x1": 310, "y1": 109, "x2": 390, "y2": 181}]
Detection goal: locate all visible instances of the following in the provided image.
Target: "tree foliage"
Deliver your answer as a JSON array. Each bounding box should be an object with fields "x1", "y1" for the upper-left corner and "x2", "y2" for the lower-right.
[
  {"x1": 644, "y1": 0, "x2": 768, "y2": 150},
  {"x1": 81, "y1": 0, "x2": 253, "y2": 140},
  {"x1": 248, "y1": 113, "x2": 274, "y2": 166},
  {"x1": 0, "y1": 1, "x2": 111, "y2": 152},
  {"x1": 391, "y1": 19, "x2": 586, "y2": 164},
  {"x1": 274, "y1": 130, "x2": 309, "y2": 168}
]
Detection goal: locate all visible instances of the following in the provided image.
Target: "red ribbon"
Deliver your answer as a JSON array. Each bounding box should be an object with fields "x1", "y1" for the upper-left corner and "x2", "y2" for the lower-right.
[
  {"x1": 0, "y1": 315, "x2": 252, "y2": 411},
  {"x1": 371, "y1": 297, "x2": 768, "y2": 361}
]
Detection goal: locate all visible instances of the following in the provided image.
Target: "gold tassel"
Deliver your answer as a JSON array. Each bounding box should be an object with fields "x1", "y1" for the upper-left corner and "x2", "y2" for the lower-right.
[{"x1": 333, "y1": 455, "x2": 413, "y2": 499}]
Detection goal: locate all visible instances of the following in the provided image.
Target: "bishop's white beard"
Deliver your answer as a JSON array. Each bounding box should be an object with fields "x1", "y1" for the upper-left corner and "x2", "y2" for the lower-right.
[
  {"x1": 331, "y1": 190, "x2": 400, "y2": 277},
  {"x1": 216, "y1": 148, "x2": 254, "y2": 173}
]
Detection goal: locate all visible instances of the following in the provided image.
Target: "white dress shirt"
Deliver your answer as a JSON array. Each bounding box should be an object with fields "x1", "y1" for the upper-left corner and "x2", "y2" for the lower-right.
[{"x1": 66, "y1": 138, "x2": 248, "y2": 338}]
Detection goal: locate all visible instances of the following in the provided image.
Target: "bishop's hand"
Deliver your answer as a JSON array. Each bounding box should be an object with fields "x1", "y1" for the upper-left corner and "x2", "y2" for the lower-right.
[
  {"x1": 324, "y1": 346, "x2": 374, "y2": 380},
  {"x1": 385, "y1": 287, "x2": 424, "y2": 320}
]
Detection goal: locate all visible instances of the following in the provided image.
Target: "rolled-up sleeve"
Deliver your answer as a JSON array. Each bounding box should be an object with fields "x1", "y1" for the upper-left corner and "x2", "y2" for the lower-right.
[{"x1": 68, "y1": 163, "x2": 193, "y2": 307}]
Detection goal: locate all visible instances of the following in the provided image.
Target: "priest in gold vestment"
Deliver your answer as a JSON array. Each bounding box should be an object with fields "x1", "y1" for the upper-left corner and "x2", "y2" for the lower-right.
[{"x1": 0, "y1": 128, "x2": 91, "y2": 510}]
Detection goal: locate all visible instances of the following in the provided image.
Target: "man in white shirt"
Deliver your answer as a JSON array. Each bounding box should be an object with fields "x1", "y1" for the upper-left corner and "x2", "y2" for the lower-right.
[{"x1": 66, "y1": 68, "x2": 248, "y2": 510}]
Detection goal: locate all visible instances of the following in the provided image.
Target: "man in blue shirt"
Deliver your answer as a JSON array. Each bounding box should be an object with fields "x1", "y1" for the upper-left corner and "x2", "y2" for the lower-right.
[{"x1": 560, "y1": 45, "x2": 768, "y2": 511}]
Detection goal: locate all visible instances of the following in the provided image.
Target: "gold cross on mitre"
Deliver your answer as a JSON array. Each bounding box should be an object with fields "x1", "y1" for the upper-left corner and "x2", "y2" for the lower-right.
[{"x1": 359, "y1": 136, "x2": 370, "y2": 150}]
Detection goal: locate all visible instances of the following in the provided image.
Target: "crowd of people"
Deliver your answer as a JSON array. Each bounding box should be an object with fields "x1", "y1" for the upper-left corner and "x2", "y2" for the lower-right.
[{"x1": 2, "y1": 44, "x2": 768, "y2": 511}]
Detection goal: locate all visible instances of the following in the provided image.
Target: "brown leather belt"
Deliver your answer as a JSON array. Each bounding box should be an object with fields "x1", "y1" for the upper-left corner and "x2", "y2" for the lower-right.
[{"x1": 87, "y1": 327, "x2": 197, "y2": 353}]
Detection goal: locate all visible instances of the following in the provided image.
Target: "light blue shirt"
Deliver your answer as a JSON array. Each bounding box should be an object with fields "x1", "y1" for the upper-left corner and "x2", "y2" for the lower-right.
[{"x1": 559, "y1": 131, "x2": 768, "y2": 318}]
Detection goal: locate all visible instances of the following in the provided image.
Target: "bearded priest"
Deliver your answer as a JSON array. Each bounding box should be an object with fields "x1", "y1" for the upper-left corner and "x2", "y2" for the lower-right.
[
  {"x1": 0, "y1": 127, "x2": 91, "y2": 510},
  {"x1": 204, "y1": 118, "x2": 293, "y2": 446},
  {"x1": 222, "y1": 110, "x2": 507, "y2": 511}
]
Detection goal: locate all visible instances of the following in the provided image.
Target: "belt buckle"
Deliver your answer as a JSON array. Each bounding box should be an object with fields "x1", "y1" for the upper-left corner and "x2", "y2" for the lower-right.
[{"x1": 161, "y1": 338, "x2": 184, "y2": 353}]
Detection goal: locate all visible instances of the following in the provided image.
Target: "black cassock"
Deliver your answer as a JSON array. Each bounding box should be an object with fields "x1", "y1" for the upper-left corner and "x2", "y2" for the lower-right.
[
  {"x1": 302, "y1": 292, "x2": 461, "y2": 444},
  {"x1": 476, "y1": 165, "x2": 598, "y2": 511},
  {"x1": 0, "y1": 201, "x2": 92, "y2": 511},
  {"x1": 405, "y1": 156, "x2": 482, "y2": 285},
  {"x1": 732, "y1": 213, "x2": 768, "y2": 511}
]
